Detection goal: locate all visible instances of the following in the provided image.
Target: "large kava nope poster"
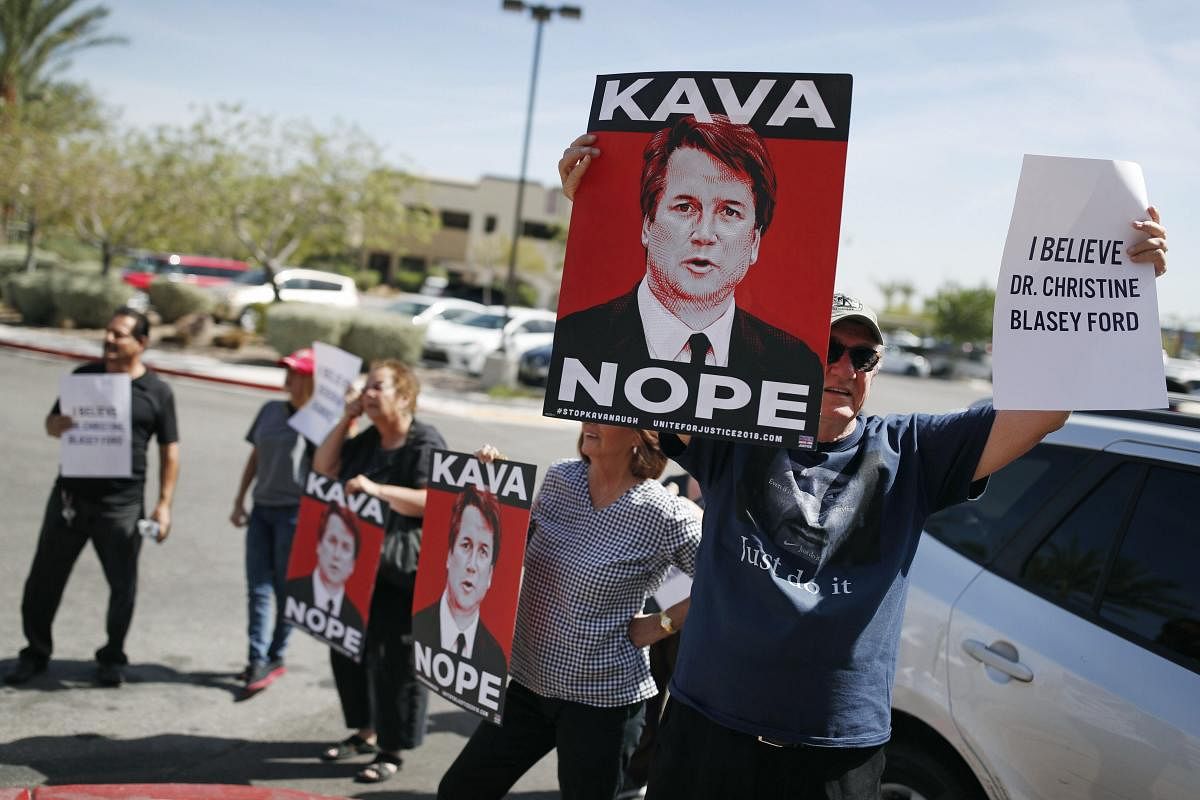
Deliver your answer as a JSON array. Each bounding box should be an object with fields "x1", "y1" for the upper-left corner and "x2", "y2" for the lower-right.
[{"x1": 545, "y1": 71, "x2": 852, "y2": 449}]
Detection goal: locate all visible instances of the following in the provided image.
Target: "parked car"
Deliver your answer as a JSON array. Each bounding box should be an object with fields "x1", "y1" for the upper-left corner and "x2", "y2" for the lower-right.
[
  {"x1": 885, "y1": 401, "x2": 1200, "y2": 799},
  {"x1": 1164, "y1": 355, "x2": 1200, "y2": 395},
  {"x1": 518, "y1": 342, "x2": 553, "y2": 386},
  {"x1": 212, "y1": 268, "x2": 358, "y2": 330},
  {"x1": 384, "y1": 294, "x2": 486, "y2": 326},
  {"x1": 879, "y1": 343, "x2": 931, "y2": 378},
  {"x1": 121, "y1": 253, "x2": 251, "y2": 291},
  {"x1": 423, "y1": 307, "x2": 557, "y2": 375}
]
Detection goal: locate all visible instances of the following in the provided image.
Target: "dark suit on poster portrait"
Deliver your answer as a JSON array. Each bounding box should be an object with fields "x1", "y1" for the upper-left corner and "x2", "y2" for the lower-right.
[
  {"x1": 553, "y1": 283, "x2": 821, "y2": 378},
  {"x1": 284, "y1": 573, "x2": 365, "y2": 634},
  {"x1": 411, "y1": 599, "x2": 508, "y2": 681}
]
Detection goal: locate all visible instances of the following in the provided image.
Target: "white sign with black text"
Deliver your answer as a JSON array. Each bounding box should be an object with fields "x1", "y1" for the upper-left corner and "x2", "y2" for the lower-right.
[
  {"x1": 59, "y1": 372, "x2": 132, "y2": 477},
  {"x1": 288, "y1": 342, "x2": 362, "y2": 445},
  {"x1": 992, "y1": 155, "x2": 1166, "y2": 410}
]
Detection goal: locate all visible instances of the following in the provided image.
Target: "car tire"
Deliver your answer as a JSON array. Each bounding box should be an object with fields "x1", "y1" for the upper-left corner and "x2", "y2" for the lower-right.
[{"x1": 882, "y1": 737, "x2": 986, "y2": 800}]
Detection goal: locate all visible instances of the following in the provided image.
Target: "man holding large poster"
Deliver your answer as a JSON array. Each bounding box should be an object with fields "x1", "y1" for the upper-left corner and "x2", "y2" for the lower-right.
[
  {"x1": 5, "y1": 307, "x2": 180, "y2": 688},
  {"x1": 546, "y1": 72, "x2": 852, "y2": 450}
]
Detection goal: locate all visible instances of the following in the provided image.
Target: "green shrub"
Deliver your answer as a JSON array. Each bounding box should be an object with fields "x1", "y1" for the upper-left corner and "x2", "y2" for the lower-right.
[
  {"x1": 341, "y1": 310, "x2": 424, "y2": 365},
  {"x1": 264, "y1": 303, "x2": 351, "y2": 357},
  {"x1": 4, "y1": 271, "x2": 60, "y2": 324},
  {"x1": 56, "y1": 275, "x2": 135, "y2": 328},
  {"x1": 351, "y1": 269, "x2": 381, "y2": 292},
  {"x1": 393, "y1": 268, "x2": 424, "y2": 293},
  {"x1": 147, "y1": 279, "x2": 214, "y2": 323},
  {"x1": 0, "y1": 245, "x2": 61, "y2": 283}
]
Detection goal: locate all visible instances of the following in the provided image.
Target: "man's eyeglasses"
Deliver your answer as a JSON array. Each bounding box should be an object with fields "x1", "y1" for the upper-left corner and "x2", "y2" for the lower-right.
[{"x1": 827, "y1": 339, "x2": 881, "y2": 373}]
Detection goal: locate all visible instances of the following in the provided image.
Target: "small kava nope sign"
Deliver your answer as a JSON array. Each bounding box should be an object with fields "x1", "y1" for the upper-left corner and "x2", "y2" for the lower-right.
[
  {"x1": 282, "y1": 473, "x2": 386, "y2": 662},
  {"x1": 411, "y1": 450, "x2": 537, "y2": 725},
  {"x1": 546, "y1": 71, "x2": 853, "y2": 449}
]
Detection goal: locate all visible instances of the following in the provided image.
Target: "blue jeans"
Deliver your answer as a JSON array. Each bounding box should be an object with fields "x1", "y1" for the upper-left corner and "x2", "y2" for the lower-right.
[{"x1": 245, "y1": 504, "x2": 298, "y2": 665}]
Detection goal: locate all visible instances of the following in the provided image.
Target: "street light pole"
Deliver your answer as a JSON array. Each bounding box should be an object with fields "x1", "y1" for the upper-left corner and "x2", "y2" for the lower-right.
[{"x1": 499, "y1": 2, "x2": 581, "y2": 352}]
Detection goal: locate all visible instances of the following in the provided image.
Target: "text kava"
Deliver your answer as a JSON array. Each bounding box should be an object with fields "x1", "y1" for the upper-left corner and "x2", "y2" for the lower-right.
[
  {"x1": 305, "y1": 473, "x2": 385, "y2": 525},
  {"x1": 431, "y1": 452, "x2": 529, "y2": 502},
  {"x1": 599, "y1": 77, "x2": 835, "y2": 128}
]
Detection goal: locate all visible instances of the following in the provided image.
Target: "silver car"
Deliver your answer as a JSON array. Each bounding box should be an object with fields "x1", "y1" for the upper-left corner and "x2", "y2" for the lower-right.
[{"x1": 886, "y1": 401, "x2": 1200, "y2": 799}]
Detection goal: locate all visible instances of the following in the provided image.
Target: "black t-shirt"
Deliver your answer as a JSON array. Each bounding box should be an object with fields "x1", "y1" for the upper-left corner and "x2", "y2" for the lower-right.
[
  {"x1": 55, "y1": 362, "x2": 179, "y2": 508},
  {"x1": 338, "y1": 419, "x2": 445, "y2": 577}
]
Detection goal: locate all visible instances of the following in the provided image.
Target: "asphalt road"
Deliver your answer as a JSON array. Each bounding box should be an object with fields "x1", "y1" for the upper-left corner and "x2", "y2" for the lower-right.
[{"x1": 0, "y1": 347, "x2": 988, "y2": 797}]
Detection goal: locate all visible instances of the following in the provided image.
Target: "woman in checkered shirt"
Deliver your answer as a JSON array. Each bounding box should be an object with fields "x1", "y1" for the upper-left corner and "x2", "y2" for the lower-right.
[{"x1": 438, "y1": 423, "x2": 702, "y2": 800}]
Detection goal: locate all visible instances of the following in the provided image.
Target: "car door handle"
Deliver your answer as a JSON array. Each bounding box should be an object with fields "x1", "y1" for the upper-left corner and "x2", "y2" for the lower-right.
[{"x1": 962, "y1": 639, "x2": 1034, "y2": 682}]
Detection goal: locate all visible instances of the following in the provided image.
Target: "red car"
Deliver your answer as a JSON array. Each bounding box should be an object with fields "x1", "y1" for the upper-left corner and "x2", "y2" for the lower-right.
[{"x1": 121, "y1": 253, "x2": 251, "y2": 291}]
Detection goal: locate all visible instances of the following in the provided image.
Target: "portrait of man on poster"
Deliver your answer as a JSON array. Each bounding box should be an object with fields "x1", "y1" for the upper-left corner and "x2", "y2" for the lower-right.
[
  {"x1": 553, "y1": 113, "x2": 822, "y2": 376},
  {"x1": 412, "y1": 485, "x2": 508, "y2": 681},
  {"x1": 286, "y1": 503, "x2": 365, "y2": 632}
]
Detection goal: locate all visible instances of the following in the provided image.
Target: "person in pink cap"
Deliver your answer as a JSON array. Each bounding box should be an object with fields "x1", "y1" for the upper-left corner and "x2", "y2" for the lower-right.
[{"x1": 229, "y1": 347, "x2": 316, "y2": 696}]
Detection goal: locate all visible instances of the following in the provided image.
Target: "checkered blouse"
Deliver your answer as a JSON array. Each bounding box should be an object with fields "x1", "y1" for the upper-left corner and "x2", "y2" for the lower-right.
[{"x1": 509, "y1": 459, "x2": 701, "y2": 706}]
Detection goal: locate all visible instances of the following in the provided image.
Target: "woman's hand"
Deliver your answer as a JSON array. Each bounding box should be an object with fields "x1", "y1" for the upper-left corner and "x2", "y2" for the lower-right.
[
  {"x1": 628, "y1": 614, "x2": 664, "y2": 648},
  {"x1": 346, "y1": 474, "x2": 380, "y2": 497},
  {"x1": 343, "y1": 390, "x2": 364, "y2": 421},
  {"x1": 1128, "y1": 206, "x2": 1167, "y2": 277},
  {"x1": 475, "y1": 443, "x2": 504, "y2": 463},
  {"x1": 559, "y1": 134, "x2": 600, "y2": 201}
]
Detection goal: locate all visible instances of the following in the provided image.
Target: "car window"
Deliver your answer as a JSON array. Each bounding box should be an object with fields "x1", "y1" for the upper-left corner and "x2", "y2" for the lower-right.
[
  {"x1": 234, "y1": 269, "x2": 268, "y2": 285},
  {"x1": 924, "y1": 444, "x2": 1089, "y2": 562},
  {"x1": 524, "y1": 319, "x2": 555, "y2": 333},
  {"x1": 463, "y1": 314, "x2": 505, "y2": 329},
  {"x1": 440, "y1": 308, "x2": 476, "y2": 322},
  {"x1": 390, "y1": 300, "x2": 433, "y2": 316},
  {"x1": 1021, "y1": 464, "x2": 1140, "y2": 615},
  {"x1": 279, "y1": 279, "x2": 307, "y2": 290},
  {"x1": 307, "y1": 279, "x2": 345, "y2": 291},
  {"x1": 1098, "y1": 466, "x2": 1200, "y2": 669},
  {"x1": 183, "y1": 266, "x2": 244, "y2": 279}
]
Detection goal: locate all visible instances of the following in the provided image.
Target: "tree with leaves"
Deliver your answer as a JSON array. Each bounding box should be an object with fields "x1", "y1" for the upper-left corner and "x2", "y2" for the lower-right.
[{"x1": 925, "y1": 283, "x2": 996, "y2": 344}]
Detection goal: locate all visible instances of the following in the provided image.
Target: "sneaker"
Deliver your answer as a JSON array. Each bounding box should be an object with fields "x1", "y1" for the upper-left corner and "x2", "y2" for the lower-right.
[
  {"x1": 615, "y1": 787, "x2": 647, "y2": 800},
  {"x1": 245, "y1": 659, "x2": 286, "y2": 693},
  {"x1": 4, "y1": 656, "x2": 47, "y2": 685},
  {"x1": 96, "y1": 662, "x2": 125, "y2": 687}
]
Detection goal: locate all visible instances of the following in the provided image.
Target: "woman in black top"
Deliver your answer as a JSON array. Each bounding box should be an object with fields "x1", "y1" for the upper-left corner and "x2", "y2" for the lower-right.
[{"x1": 312, "y1": 358, "x2": 447, "y2": 783}]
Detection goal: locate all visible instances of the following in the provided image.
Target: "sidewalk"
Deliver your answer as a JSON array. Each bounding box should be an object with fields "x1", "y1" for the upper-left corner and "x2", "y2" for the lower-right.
[{"x1": 0, "y1": 324, "x2": 568, "y2": 430}]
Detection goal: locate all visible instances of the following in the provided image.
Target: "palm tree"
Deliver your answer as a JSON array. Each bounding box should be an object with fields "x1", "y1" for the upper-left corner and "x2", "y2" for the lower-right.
[{"x1": 0, "y1": 0, "x2": 124, "y2": 113}]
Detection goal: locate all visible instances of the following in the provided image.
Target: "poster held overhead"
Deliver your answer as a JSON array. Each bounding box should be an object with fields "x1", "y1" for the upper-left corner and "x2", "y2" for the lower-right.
[
  {"x1": 289, "y1": 342, "x2": 362, "y2": 445},
  {"x1": 992, "y1": 155, "x2": 1166, "y2": 410},
  {"x1": 545, "y1": 72, "x2": 853, "y2": 449},
  {"x1": 282, "y1": 472, "x2": 385, "y2": 662},
  {"x1": 412, "y1": 449, "x2": 537, "y2": 725},
  {"x1": 58, "y1": 373, "x2": 132, "y2": 478}
]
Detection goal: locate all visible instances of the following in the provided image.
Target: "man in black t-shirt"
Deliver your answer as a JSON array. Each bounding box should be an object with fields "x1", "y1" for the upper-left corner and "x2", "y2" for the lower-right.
[{"x1": 5, "y1": 308, "x2": 180, "y2": 688}]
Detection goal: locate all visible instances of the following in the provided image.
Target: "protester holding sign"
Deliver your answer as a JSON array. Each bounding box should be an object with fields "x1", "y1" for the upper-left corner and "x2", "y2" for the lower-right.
[
  {"x1": 312, "y1": 359, "x2": 446, "y2": 784},
  {"x1": 229, "y1": 347, "x2": 315, "y2": 695},
  {"x1": 559, "y1": 137, "x2": 1168, "y2": 799},
  {"x1": 5, "y1": 308, "x2": 179, "y2": 689},
  {"x1": 437, "y1": 425, "x2": 701, "y2": 800}
]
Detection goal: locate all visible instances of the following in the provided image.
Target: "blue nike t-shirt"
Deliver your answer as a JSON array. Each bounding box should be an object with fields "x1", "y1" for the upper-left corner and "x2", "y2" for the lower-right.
[{"x1": 665, "y1": 404, "x2": 995, "y2": 747}]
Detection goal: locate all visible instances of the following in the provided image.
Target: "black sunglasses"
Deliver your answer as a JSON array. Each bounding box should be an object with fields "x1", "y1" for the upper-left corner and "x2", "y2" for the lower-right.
[{"x1": 827, "y1": 339, "x2": 881, "y2": 372}]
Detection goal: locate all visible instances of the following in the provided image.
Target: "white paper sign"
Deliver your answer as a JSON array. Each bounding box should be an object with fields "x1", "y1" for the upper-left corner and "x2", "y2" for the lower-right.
[
  {"x1": 653, "y1": 566, "x2": 693, "y2": 610},
  {"x1": 59, "y1": 373, "x2": 132, "y2": 477},
  {"x1": 288, "y1": 342, "x2": 363, "y2": 445},
  {"x1": 992, "y1": 155, "x2": 1166, "y2": 410}
]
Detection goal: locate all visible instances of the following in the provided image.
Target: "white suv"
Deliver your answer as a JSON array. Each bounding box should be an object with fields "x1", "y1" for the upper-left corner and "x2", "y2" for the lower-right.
[
  {"x1": 213, "y1": 267, "x2": 359, "y2": 329},
  {"x1": 887, "y1": 401, "x2": 1200, "y2": 799}
]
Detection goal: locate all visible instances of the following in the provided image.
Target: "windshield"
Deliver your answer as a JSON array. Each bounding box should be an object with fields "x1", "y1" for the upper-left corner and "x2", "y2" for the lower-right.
[
  {"x1": 440, "y1": 307, "x2": 478, "y2": 322},
  {"x1": 388, "y1": 299, "x2": 434, "y2": 316},
  {"x1": 460, "y1": 313, "x2": 506, "y2": 330},
  {"x1": 233, "y1": 269, "x2": 268, "y2": 285}
]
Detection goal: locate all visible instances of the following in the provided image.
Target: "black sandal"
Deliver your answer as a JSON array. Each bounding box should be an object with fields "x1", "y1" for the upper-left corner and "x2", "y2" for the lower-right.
[
  {"x1": 355, "y1": 753, "x2": 402, "y2": 783},
  {"x1": 320, "y1": 734, "x2": 378, "y2": 762}
]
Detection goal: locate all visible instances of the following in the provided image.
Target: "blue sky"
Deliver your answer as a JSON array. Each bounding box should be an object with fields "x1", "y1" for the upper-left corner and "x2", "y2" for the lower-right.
[{"x1": 65, "y1": 0, "x2": 1199, "y2": 323}]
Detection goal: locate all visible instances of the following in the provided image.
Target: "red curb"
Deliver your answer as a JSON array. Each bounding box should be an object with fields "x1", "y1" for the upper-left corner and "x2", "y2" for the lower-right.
[{"x1": 0, "y1": 339, "x2": 282, "y2": 393}]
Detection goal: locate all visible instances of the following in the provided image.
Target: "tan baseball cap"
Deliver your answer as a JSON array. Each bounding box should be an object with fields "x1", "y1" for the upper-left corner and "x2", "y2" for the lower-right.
[{"x1": 829, "y1": 292, "x2": 884, "y2": 344}]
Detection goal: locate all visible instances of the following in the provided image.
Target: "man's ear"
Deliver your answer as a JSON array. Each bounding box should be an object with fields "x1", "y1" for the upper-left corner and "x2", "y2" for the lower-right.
[
  {"x1": 748, "y1": 228, "x2": 761, "y2": 266},
  {"x1": 641, "y1": 215, "x2": 652, "y2": 249}
]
